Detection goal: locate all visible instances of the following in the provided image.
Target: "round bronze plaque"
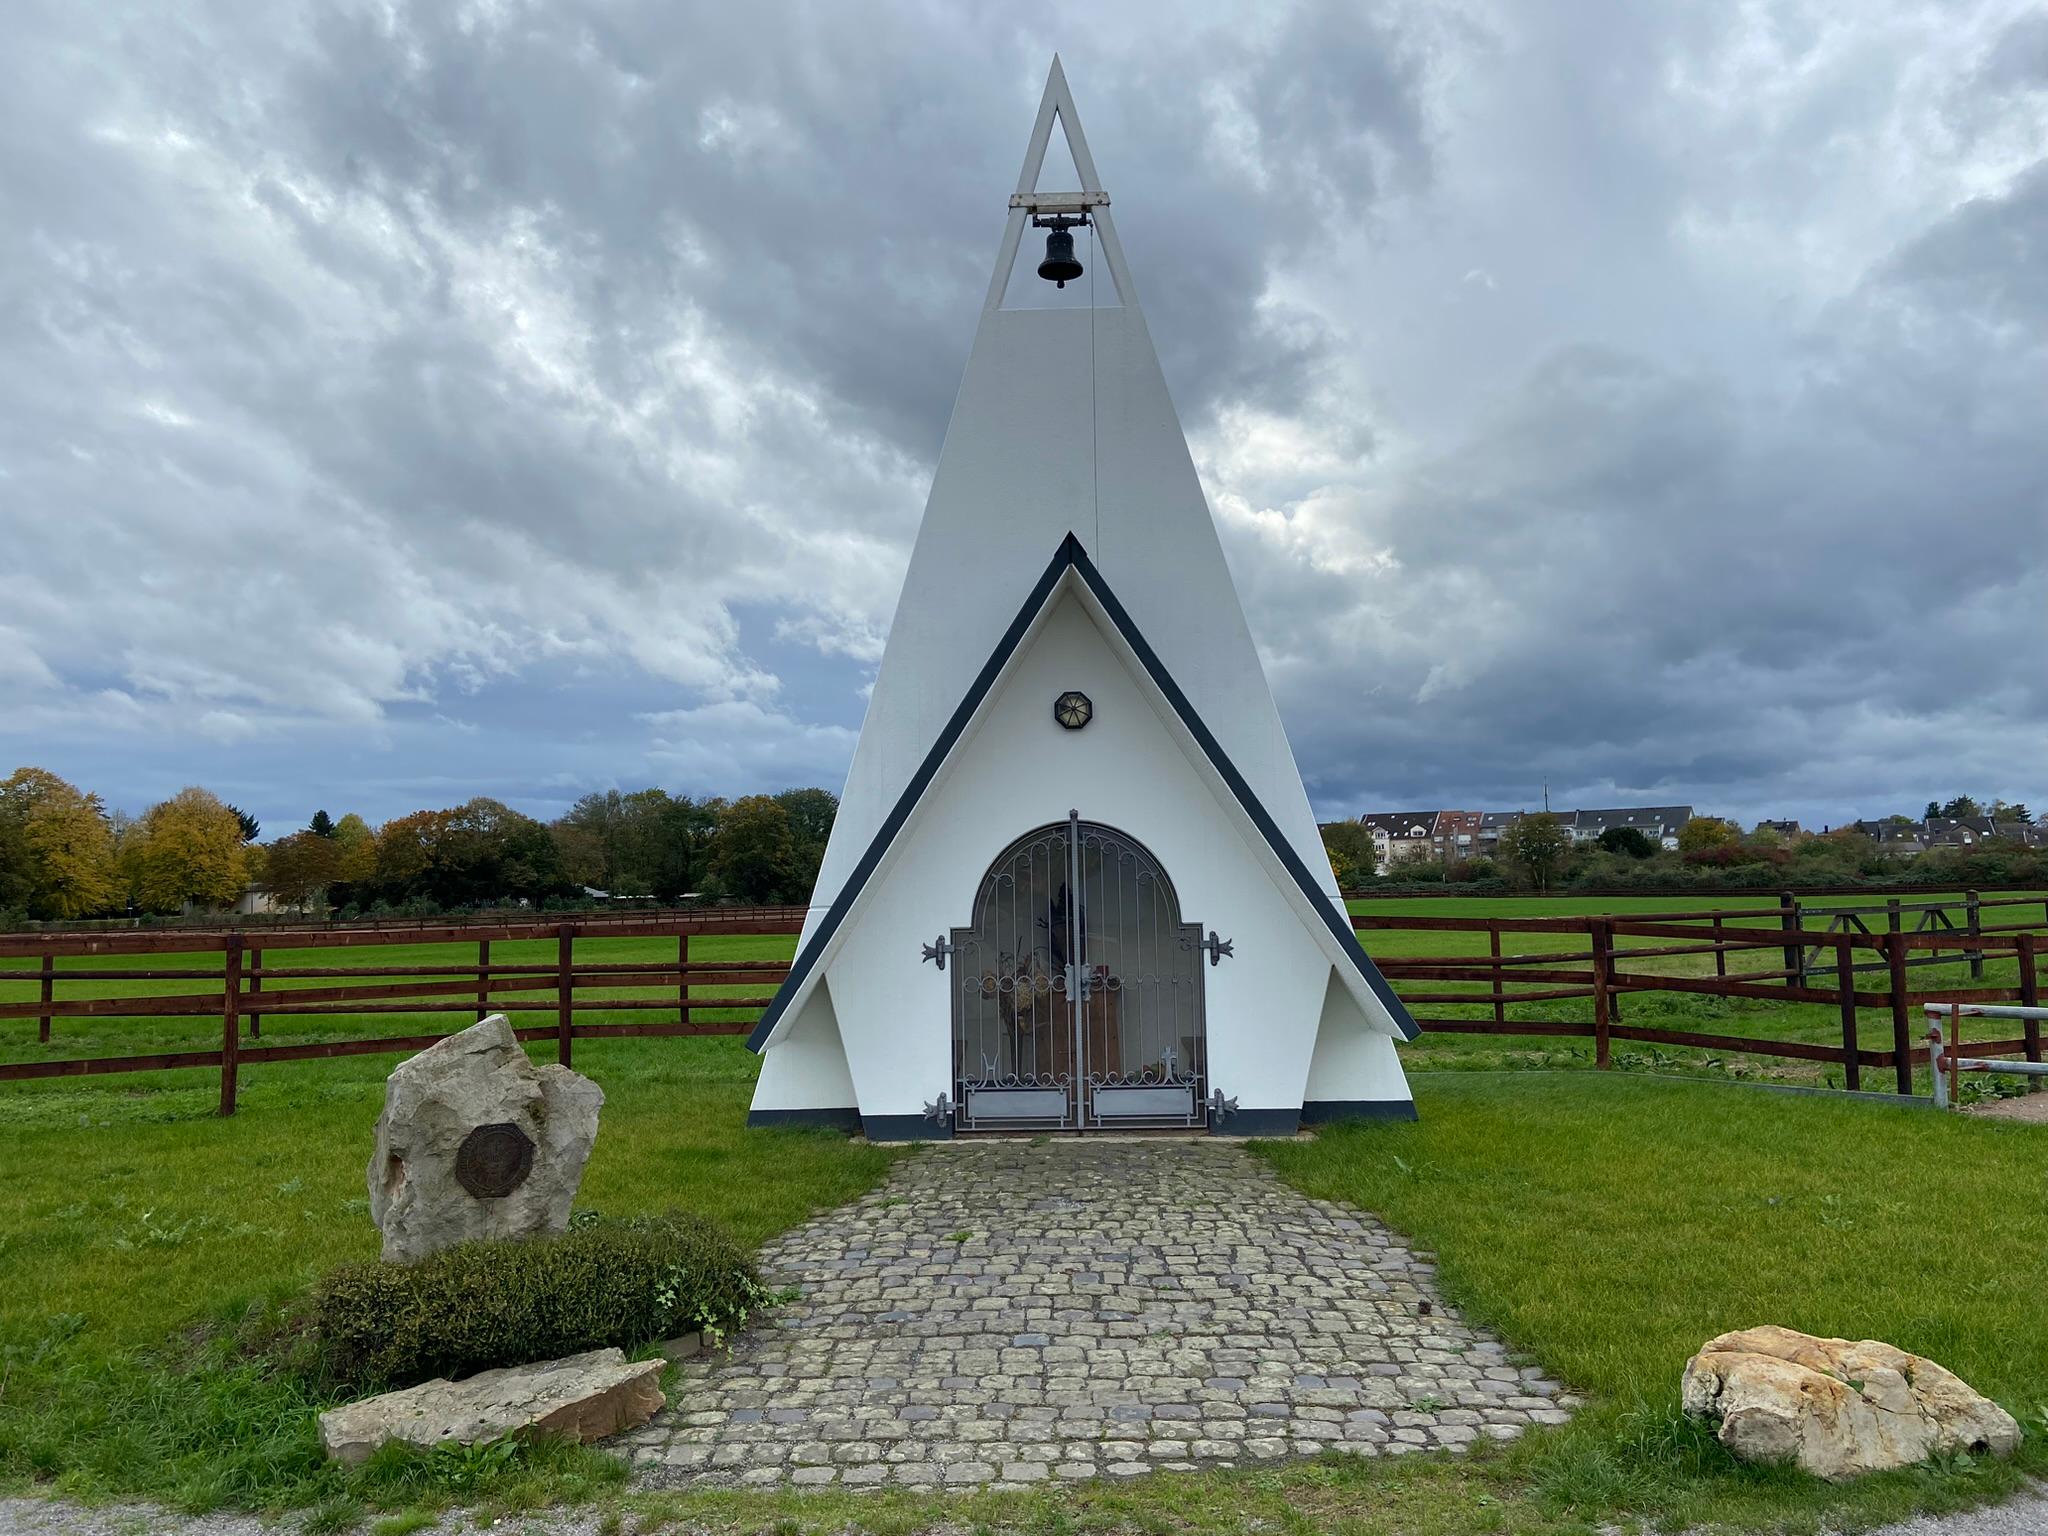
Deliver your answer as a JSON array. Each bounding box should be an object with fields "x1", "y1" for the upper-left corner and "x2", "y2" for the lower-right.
[{"x1": 454, "y1": 1121, "x2": 535, "y2": 1199}]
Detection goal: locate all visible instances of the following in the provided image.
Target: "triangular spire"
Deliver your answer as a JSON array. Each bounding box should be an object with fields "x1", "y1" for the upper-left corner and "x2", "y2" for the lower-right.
[
  {"x1": 985, "y1": 58, "x2": 1135, "y2": 313},
  {"x1": 796, "y1": 55, "x2": 1341, "y2": 951},
  {"x1": 1016, "y1": 56, "x2": 1104, "y2": 195}
]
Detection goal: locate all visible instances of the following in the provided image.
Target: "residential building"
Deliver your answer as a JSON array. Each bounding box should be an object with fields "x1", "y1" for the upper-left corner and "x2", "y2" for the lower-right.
[
  {"x1": 1851, "y1": 820, "x2": 1927, "y2": 856},
  {"x1": 1475, "y1": 810, "x2": 1523, "y2": 856},
  {"x1": 1361, "y1": 812, "x2": 1439, "y2": 866},
  {"x1": 1570, "y1": 806, "x2": 1693, "y2": 850},
  {"x1": 1432, "y1": 809, "x2": 1483, "y2": 862},
  {"x1": 1923, "y1": 816, "x2": 1998, "y2": 850}
]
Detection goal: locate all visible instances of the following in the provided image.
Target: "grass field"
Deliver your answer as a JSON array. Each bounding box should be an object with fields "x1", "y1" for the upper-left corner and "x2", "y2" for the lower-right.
[{"x1": 2, "y1": 896, "x2": 2044, "y2": 1532}]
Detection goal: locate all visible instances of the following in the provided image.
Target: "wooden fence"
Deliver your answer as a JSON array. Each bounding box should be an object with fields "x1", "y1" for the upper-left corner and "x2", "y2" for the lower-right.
[
  {"x1": 1366, "y1": 891, "x2": 2046, "y2": 1095},
  {"x1": 0, "y1": 909, "x2": 806, "y2": 1114},
  {"x1": 1, "y1": 894, "x2": 2041, "y2": 1114}
]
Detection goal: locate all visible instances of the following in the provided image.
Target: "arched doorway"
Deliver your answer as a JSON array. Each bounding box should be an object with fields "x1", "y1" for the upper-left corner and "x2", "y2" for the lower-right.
[{"x1": 949, "y1": 813, "x2": 1208, "y2": 1130}]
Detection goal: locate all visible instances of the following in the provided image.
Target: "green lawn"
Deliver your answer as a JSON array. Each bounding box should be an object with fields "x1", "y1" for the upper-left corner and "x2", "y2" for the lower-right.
[
  {"x1": 2, "y1": 901, "x2": 2044, "y2": 1532},
  {"x1": 1255, "y1": 1075, "x2": 2048, "y2": 1530}
]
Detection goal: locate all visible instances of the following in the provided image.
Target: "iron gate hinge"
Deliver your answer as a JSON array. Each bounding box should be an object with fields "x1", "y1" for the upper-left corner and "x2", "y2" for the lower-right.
[
  {"x1": 1188, "y1": 929, "x2": 1234, "y2": 966},
  {"x1": 921, "y1": 935, "x2": 956, "y2": 971},
  {"x1": 924, "y1": 1091, "x2": 953, "y2": 1125},
  {"x1": 1208, "y1": 1088, "x2": 1239, "y2": 1123}
]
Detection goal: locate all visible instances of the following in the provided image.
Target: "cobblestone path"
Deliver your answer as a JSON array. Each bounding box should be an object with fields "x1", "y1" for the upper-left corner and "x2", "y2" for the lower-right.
[{"x1": 624, "y1": 1138, "x2": 1574, "y2": 1490}]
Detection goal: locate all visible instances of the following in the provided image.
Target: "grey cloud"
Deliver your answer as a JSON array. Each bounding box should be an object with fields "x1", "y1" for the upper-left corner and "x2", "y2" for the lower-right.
[{"x1": 1, "y1": 0, "x2": 2042, "y2": 831}]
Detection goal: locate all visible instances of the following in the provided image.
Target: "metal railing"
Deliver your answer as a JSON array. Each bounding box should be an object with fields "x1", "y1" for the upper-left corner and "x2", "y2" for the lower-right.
[{"x1": 1925, "y1": 1003, "x2": 2048, "y2": 1108}]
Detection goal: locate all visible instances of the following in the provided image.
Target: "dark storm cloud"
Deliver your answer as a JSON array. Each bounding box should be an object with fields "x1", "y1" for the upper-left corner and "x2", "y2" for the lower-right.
[{"x1": 1, "y1": 0, "x2": 2042, "y2": 831}]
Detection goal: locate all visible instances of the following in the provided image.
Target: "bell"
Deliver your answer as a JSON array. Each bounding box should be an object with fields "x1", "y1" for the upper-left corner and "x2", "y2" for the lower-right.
[{"x1": 1037, "y1": 227, "x2": 1083, "y2": 288}]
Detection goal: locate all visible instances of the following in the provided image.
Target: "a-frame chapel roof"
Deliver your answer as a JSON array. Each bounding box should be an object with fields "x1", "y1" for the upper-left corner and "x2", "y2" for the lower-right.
[{"x1": 747, "y1": 532, "x2": 1420, "y2": 1053}]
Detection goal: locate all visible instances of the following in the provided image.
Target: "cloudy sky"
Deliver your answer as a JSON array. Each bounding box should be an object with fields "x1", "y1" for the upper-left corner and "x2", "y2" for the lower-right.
[{"x1": 4, "y1": 0, "x2": 2045, "y2": 836}]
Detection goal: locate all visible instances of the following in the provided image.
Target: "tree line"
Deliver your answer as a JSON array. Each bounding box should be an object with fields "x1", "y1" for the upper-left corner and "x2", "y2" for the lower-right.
[
  {"x1": 0, "y1": 767, "x2": 839, "y2": 921},
  {"x1": 1321, "y1": 800, "x2": 2044, "y2": 895}
]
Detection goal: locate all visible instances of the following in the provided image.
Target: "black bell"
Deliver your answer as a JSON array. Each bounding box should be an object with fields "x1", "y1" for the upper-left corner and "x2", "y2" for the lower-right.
[{"x1": 1037, "y1": 227, "x2": 1083, "y2": 288}]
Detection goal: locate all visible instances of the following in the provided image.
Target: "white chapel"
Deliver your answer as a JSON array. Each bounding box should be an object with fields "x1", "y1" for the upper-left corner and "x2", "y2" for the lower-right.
[{"x1": 747, "y1": 59, "x2": 1416, "y2": 1138}]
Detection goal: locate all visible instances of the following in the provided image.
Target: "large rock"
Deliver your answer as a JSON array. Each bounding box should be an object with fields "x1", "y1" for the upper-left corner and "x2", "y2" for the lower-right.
[
  {"x1": 368, "y1": 1014, "x2": 604, "y2": 1263},
  {"x1": 318, "y1": 1347, "x2": 664, "y2": 1464},
  {"x1": 1681, "y1": 1325, "x2": 2021, "y2": 1481}
]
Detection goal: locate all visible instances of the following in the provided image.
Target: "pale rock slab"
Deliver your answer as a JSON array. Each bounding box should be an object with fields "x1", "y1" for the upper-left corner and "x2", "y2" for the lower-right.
[
  {"x1": 1682, "y1": 1325, "x2": 2022, "y2": 1481},
  {"x1": 367, "y1": 1014, "x2": 604, "y2": 1262},
  {"x1": 319, "y1": 1347, "x2": 665, "y2": 1464}
]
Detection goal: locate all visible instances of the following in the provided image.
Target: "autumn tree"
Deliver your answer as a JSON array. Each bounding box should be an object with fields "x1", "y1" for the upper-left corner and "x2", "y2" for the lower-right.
[
  {"x1": 124, "y1": 787, "x2": 252, "y2": 913},
  {"x1": 0, "y1": 767, "x2": 120, "y2": 918},
  {"x1": 1677, "y1": 816, "x2": 1740, "y2": 855},
  {"x1": 554, "y1": 788, "x2": 725, "y2": 899},
  {"x1": 364, "y1": 800, "x2": 566, "y2": 907},
  {"x1": 1500, "y1": 812, "x2": 1570, "y2": 892},
  {"x1": 329, "y1": 813, "x2": 377, "y2": 890},
  {"x1": 709, "y1": 795, "x2": 800, "y2": 902},
  {"x1": 550, "y1": 819, "x2": 607, "y2": 890},
  {"x1": 650, "y1": 793, "x2": 722, "y2": 899},
  {"x1": 1320, "y1": 820, "x2": 1377, "y2": 888},
  {"x1": 557, "y1": 790, "x2": 629, "y2": 888},
  {"x1": 263, "y1": 829, "x2": 342, "y2": 908},
  {"x1": 774, "y1": 788, "x2": 838, "y2": 895},
  {"x1": 371, "y1": 809, "x2": 447, "y2": 900}
]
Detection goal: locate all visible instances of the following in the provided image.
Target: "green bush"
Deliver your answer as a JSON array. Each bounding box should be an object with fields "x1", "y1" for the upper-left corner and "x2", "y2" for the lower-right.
[{"x1": 309, "y1": 1213, "x2": 767, "y2": 1389}]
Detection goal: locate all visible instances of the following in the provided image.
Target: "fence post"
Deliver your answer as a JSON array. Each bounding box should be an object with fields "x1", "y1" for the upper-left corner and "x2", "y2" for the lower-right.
[
  {"x1": 220, "y1": 933, "x2": 243, "y2": 1117},
  {"x1": 38, "y1": 950, "x2": 54, "y2": 1044},
  {"x1": 1965, "y1": 890, "x2": 1983, "y2": 981},
  {"x1": 1489, "y1": 927, "x2": 1505, "y2": 1029},
  {"x1": 1780, "y1": 891, "x2": 1800, "y2": 987},
  {"x1": 2019, "y1": 932, "x2": 2041, "y2": 1093},
  {"x1": 1590, "y1": 919, "x2": 1612, "y2": 1068},
  {"x1": 1834, "y1": 934, "x2": 1860, "y2": 1093},
  {"x1": 1886, "y1": 930, "x2": 1911, "y2": 1096},
  {"x1": 476, "y1": 937, "x2": 491, "y2": 1017},
  {"x1": 246, "y1": 944, "x2": 262, "y2": 1039},
  {"x1": 1712, "y1": 916, "x2": 1726, "y2": 978},
  {"x1": 556, "y1": 924, "x2": 573, "y2": 1068},
  {"x1": 678, "y1": 931, "x2": 691, "y2": 1025}
]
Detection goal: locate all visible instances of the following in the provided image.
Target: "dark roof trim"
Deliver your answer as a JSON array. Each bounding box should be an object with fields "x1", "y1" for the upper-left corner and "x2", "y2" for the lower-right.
[
  {"x1": 746, "y1": 536, "x2": 1076, "y2": 1050},
  {"x1": 749, "y1": 531, "x2": 1417, "y2": 1050},
  {"x1": 1070, "y1": 539, "x2": 1418, "y2": 1040}
]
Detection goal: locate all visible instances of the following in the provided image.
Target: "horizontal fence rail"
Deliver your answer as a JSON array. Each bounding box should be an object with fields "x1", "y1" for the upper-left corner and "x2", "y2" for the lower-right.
[
  {"x1": 1357, "y1": 890, "x2": 2044, "y2": 1097},
  {"x1": 1, "y1": 893, "x2": 2041, "y2": 1114},
  {"x1": 0, "y1": 910, "x2": 807, "y2": 1113}
]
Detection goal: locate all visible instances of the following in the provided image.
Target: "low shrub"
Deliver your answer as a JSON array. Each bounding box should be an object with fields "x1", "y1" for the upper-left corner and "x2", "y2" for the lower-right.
[{"x1": 309, "y1": 1212, "x2": 767, "y2": 1389}]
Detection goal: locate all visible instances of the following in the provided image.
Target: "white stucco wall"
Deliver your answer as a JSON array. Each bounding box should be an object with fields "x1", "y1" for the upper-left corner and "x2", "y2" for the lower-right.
[
  {"x1": 1301, "y1": 968, "x2": 1412, "y2": 1107},
  {"x1": 751, "y1": 984, "x2": 857, "y2": 1113},
  {"x1": 790, "y1": 591, "x2": 1406, "y2": 1123}
]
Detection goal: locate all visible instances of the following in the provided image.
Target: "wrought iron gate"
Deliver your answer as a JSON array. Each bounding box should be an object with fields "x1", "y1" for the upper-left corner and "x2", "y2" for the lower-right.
[{"x1": 947, "y1": 813, "x2": 1209, "y2": 1130}]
